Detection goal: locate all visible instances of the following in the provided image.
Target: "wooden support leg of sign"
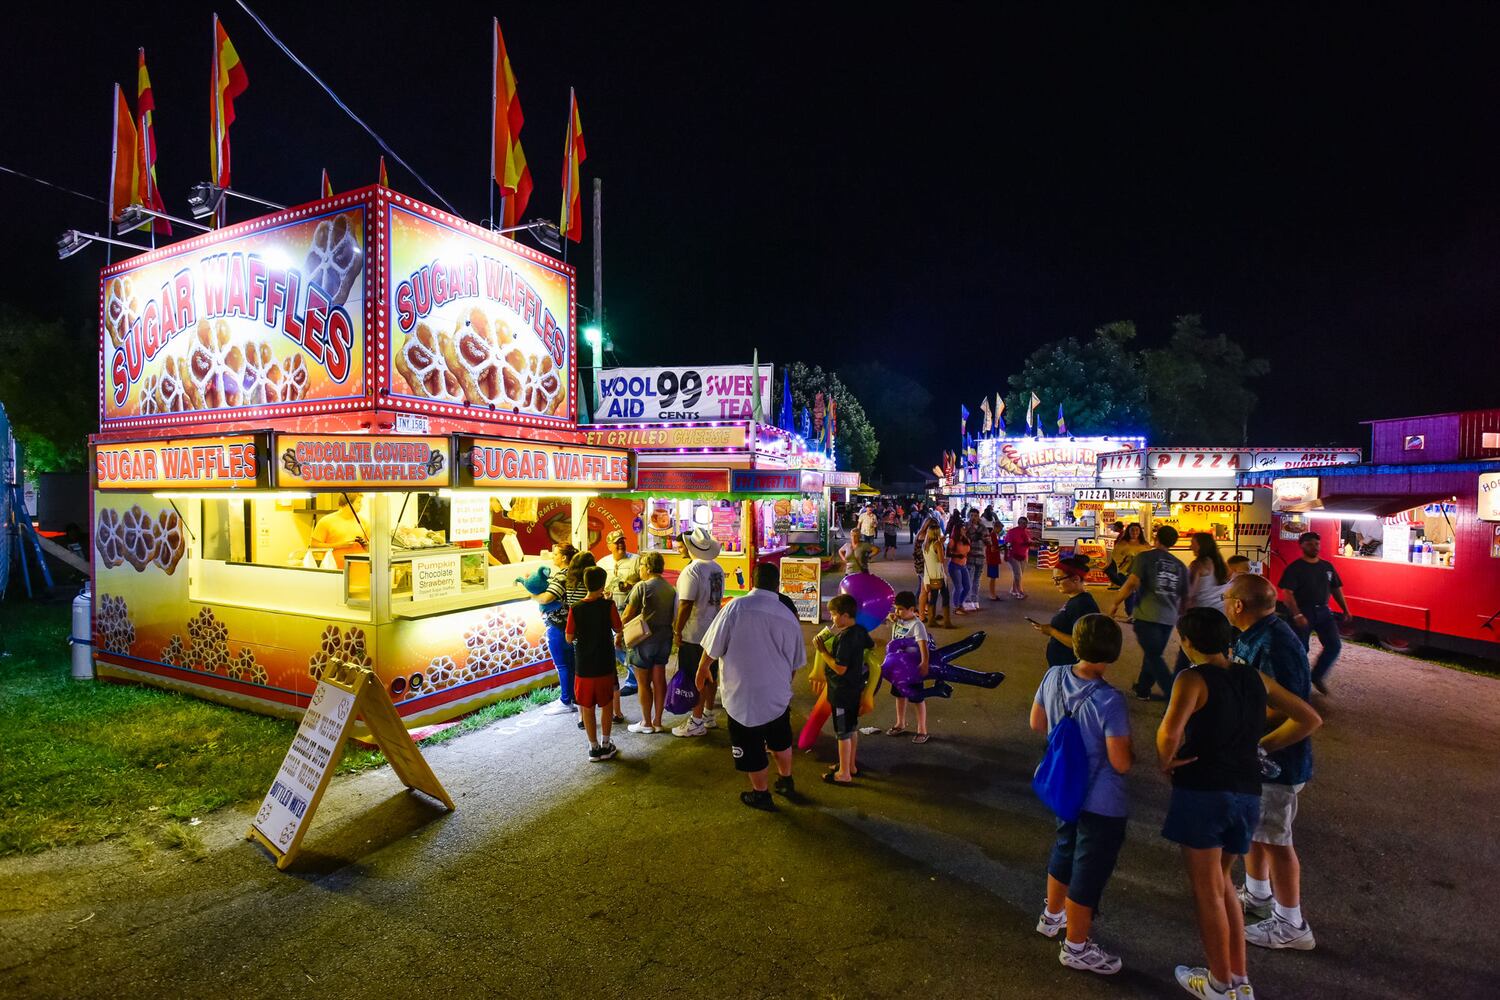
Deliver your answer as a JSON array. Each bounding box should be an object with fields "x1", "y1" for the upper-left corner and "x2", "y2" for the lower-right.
[{"x1": 248, "y1": 661, "x2": 454, "y2": 871}]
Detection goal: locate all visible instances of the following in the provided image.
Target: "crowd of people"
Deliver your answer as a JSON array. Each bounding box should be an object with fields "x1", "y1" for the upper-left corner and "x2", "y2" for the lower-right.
[{"x1": 535, "y1": 504, "x2": 1335, "y2": 1000}]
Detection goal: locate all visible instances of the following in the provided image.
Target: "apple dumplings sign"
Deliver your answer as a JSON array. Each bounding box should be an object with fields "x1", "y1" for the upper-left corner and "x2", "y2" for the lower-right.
[
  {"x1": 100, "y1": 204, "x2": 368, "y2": 426},
  {"x1": 386, "y1": 203, "x2": 575, "y2": 427}
]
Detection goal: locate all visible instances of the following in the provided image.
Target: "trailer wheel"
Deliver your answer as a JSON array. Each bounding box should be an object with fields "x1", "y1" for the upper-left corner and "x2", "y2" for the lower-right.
[{"x1": 1378, "y1": 633, "x2": 1415, "y2": 653}]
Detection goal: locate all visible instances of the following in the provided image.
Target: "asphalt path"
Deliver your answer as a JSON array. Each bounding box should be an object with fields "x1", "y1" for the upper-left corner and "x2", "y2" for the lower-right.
[{"x1": 2, "y1": 542, "x2": 1497, "y2": 999}]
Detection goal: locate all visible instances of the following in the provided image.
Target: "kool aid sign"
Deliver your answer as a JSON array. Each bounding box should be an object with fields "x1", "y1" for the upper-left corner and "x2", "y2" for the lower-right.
[{"x1": 594, "y1": 365, "x2": 773, "y2": 422}]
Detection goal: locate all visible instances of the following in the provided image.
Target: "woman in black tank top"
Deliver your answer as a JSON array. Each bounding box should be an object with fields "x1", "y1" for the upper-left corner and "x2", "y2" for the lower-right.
[
  {"x1": 1156, "y1": 605, "x2": 1322, "y2": 999},
  {"x1": 1171, "y1": 659, "x2": 1265, "y2": 796}
]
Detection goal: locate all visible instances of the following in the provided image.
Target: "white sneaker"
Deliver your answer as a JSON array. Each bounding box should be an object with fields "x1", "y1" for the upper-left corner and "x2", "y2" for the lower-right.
[
  {"x1": 700, "y1": 710, "x2": 718, "y2": 729},
  {"x1": 543, "y1": 701, "x2": 575, "y2": 715},
  {"x1": 672, "y1": 717, "x2": 708, "y2": 738},
  {"x1": 1174, "y1": 965, "x2": 1236, "y2": 1000},
  {"x1": 1035, "y1": 907, "x2": 1067, "y2": 939},
  {"x1": 627, "y1": 721, "x2": 655, "y2": 734},
  {"x1": 1059, "y1": 939, "x2": 1122, "y2": 975},
  {"x1": 1245, "y1": 911, "x2": 1316, "y2": 950},
  {"x1": 1234, "y1": 984, "x2": 1255, "y2": 1000},
  {"x1": 1237, "y1": 885, "x2": 1273, "y2": 921}
]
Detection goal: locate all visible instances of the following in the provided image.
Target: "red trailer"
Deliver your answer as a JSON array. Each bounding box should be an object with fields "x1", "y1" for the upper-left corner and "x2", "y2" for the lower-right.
[{"x1": 1241, "y1": 409, "x2": 1500, "y2": 658}]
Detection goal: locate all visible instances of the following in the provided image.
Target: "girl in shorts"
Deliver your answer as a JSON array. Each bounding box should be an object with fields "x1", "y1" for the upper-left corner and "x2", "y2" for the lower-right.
[{"x1": 985, "y1": 528, "x2": 1005, "y2": 600}]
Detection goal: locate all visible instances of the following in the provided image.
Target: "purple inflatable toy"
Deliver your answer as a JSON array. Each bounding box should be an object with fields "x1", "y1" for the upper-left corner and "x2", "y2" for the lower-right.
[
  {"x1": 838, "y1": 572, "x2": 897, "y2": 631},
  {"x1": 881, "y1": 632, "x2": 1005, "y2": 703}
]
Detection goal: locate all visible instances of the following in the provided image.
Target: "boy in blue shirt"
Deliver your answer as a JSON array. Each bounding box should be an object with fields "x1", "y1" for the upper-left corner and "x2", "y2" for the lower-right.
[{"x1": 1029, "y1": 613, "x2": 1134, "y2": 976}]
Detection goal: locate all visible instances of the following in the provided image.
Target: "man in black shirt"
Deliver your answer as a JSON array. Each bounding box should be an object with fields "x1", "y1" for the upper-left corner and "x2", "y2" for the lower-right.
[{"x1": 1277, "y1": 533, "x2": 1350, "y2": 695}]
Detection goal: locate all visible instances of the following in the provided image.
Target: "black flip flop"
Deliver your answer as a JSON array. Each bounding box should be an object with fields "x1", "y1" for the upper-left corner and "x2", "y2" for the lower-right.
[{"x1": 821, "y1": 771, "x2": 855, "y2": 786}]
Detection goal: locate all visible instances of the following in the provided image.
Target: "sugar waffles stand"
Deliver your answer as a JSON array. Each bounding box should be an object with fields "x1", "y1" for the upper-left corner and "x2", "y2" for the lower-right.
[{"x1": 90, "y1": 185, "x2": 634, "y2": 730}]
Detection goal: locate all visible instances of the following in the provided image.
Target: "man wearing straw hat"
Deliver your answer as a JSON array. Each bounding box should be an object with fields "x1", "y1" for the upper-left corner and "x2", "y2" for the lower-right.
[{"x1": 672, "y1": 526, "x2": 726, "y2": 738}]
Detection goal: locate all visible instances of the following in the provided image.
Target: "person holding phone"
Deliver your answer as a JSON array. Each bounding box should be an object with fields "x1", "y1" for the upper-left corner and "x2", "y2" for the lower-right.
[{"x1": 1029, "y1": 555, "x2": 1100, "y2": 666}]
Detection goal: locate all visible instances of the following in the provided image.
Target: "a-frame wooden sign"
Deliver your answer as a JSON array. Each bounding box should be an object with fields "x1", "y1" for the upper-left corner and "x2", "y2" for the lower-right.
[{"x1": 248, "y1": 660, "x2": 454, "y2": 870}]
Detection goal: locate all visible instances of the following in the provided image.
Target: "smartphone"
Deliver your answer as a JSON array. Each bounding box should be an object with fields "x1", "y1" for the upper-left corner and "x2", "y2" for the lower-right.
[{"x1": 1024, "y1": 616, "x2": 1042, "y2": 626}]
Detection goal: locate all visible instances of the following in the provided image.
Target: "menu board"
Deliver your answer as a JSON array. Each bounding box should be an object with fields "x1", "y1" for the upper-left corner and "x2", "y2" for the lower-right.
[
  {"x1": 448, "y1": 493, "x2": 491, "y2": 542},
  {"x1": 779, "y1": 557, "x2": 822, "y2": 622},
  {"x1": 248, "y1": 664, "x2": 452, "y2": 871},
  {"x1": 412, "y1": 552, "x2": 462, "y2": 601},
  {"x1": 252, "y1": 679, "x2": 355, "y2": 864}
]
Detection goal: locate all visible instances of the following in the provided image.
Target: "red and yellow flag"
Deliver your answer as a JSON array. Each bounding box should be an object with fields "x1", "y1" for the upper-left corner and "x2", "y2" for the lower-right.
[
  {"x1": 110, "y1": 84, "x2": 140, "y2": 225},
  {"x1": 136, "y1": 49, "x2": 169, "y2": 235},
  {"x1": 492, "y1": 17, "x2": 532, "y2": 230},
  {"x1": 559, "y1": 88, "x2": 586, "y2": 243},
  {"x1": 209, "y1": 14, "x2": 248, "y2": 195},
  {"x1": 321, "y1": 168, "x2": 333, "y2": 199},
  {"x1": 379, "y1": 156, "x2": 389, "y2": 188}
]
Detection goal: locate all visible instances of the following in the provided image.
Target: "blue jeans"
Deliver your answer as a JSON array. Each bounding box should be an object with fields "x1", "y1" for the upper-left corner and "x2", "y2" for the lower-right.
[
  {"x1": 545, "y1": 625, "x2": 575, "y2": 705},
  {"x1": 947, "y1": 560, "x2": 971, "y2": 607},
  {"x1": 1293, "y1": 604, "x2": 1342, "y2": 684},
  {"x1": 1132, "y1": 620, "x2": 1174, "y2": 697}
]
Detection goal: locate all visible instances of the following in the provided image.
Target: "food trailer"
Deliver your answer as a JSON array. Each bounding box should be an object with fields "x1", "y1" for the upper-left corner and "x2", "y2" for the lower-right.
[
  {"x1": 1242, "y1": 410, "x2": 1500, "y2": 657},
  {"x1": 90, "y1": 185, "x2": 634, "y2": 728},
  {"x1": 1089, "y1": 447, "x2": 1359, "y2": 565},
  {"x1": 581, "y1": 421, "x2": 832, "y2": 595}
]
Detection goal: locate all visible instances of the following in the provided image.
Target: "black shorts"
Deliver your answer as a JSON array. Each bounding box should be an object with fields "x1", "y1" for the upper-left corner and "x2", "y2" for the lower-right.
[
  {"x1": 829, "y1": 686, "x2": 862, "y2": 740},
  {"x1": 678, "y1": 642, "x2": 719, "y2": 681},
  {"x1": 727, "y1": 708, "x2": 794, "y2": 772}
]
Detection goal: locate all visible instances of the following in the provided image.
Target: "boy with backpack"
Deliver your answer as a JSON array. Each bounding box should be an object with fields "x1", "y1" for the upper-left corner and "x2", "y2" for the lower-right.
[{"x1": 1029, "y1": 614, "x2": 1134, "y2": 976}]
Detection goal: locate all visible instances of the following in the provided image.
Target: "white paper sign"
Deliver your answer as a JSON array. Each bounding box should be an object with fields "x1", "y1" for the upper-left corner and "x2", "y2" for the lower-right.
[
  {"x1": 412, "y1": 553, "x2": 462, "y2": 601},
  {"x1": 779, "y1": 556, "x2": 823, "y2": 623},
  {"x1": 252, "y1": 680, "x2": 354, "y2": 855},
  {"x1": 1479, "y1": 472, "x2": 1500, "y2": 522},
  {"x1": 448, "y1": 493, "x2": 490, "y2": 543},
  {"x1": 594, "y1": 365, "x2": 774, "y2": 422}
]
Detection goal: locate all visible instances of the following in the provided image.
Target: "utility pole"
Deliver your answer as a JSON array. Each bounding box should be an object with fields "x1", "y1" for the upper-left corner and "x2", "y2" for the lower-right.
[{"x1": 592, "y1": 178, "x2": 603, "y2": 347}]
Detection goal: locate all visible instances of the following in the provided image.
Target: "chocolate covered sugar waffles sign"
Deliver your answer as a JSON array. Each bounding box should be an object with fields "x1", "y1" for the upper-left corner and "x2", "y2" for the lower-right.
[
  {"x1": 274, "y1": 434, "x2": 450, "y2": 490},
  {"x1": 100, "y1": 204, "x2": 368, "y2": 426},
  {"x1": 386, "y1": 204, "x2": 575, "y2": 426}
]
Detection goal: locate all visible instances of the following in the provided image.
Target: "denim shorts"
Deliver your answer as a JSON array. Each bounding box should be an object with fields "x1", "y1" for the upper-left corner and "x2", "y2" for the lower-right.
[
  {"x1": 1048, "y1": 811, "x2": 1128, "y2": 910},
  {"x1": 1161, "y1": 787, "x2": 1262, "y2": 855}
]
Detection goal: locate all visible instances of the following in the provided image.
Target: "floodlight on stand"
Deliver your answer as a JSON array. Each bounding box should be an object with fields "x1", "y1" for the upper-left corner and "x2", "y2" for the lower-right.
[
  {"x1": 186, "y1": 182, "x2": 286, "y2": 220},
  {"x1": 187, "y1": 182, "x2": 225, "y2": 219},
  {"x1": 582, "y1": 324, "x2": 602, "y2": 359},
  {"x1": 494, "y1": 218, "x2": 563, "y2": 253},
  {"x1": 55, "y1": 229, "x2": 151, "y2": 261},
  {"x1": 116, "y1": 204, "x2": 212, "y2": 236}
]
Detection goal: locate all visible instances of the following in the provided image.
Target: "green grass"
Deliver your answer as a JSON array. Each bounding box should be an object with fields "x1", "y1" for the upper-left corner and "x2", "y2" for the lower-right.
[{"x1": 0, "y1": 598, "x2": 555, "y2": 856}]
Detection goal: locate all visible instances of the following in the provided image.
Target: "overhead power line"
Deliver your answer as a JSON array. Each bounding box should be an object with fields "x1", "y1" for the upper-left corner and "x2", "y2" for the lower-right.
[
  {"x1": 0, "y1": 164, "x2": 107, "y2": 206},
  {"x1": 234, "y1": 0, "x2": 462, "y2": 217}
]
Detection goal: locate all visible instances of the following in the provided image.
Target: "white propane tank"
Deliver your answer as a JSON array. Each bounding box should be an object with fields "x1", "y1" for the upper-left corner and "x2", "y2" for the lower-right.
[{"x1": 71, "y1": 581, "x2": 94, "y2": 680}]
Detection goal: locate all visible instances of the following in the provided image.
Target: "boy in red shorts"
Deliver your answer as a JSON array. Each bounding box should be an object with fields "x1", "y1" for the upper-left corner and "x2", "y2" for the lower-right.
[{"x1": 567, "y1": 566, "x2": 625, "y2": 761}]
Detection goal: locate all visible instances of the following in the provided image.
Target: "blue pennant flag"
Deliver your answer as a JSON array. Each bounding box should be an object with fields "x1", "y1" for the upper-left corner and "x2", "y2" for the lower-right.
[{"x1": 777, "y1": 372, "x2": 794, "y2": 431}]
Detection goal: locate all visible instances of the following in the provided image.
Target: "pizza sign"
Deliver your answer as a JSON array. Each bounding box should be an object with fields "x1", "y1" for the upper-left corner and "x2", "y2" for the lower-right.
[{"x1": 1168, "y1": 489, "x2": 1257, "y2": 504}]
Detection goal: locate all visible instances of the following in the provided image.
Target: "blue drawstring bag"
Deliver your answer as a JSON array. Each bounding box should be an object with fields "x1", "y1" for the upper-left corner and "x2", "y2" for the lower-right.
[
  {"x1": 1032, "y1": 677, "x2": 1100, "y2": 822},
  {"x1": 663, "y1": 657, "x2": 699, "y2": 716}
]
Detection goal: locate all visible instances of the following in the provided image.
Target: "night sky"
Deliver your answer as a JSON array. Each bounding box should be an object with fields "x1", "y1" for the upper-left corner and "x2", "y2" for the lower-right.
[{"x1": 5, "y1": 4, "x2": 1499, "y2": 472}]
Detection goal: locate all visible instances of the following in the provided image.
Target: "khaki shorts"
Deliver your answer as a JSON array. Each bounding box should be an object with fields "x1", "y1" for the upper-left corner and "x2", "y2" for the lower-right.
[{"x1": 1253, "y1": 782, "x2": 1305, "y2": 846}]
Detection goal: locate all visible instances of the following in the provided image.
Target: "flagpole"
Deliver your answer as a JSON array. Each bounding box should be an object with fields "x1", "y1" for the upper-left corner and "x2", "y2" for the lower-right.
[
  {"x1": 106, "y1": 85, "x2": 118, "y2": 266},
  {"x1": 489, "y1": 18, "x2": 497, "y2": 229}
]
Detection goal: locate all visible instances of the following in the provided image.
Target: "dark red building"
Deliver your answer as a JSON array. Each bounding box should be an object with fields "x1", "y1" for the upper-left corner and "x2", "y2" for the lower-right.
[{"x1": 1242, "y1": 409, "x2": 1500, "y2": 657}]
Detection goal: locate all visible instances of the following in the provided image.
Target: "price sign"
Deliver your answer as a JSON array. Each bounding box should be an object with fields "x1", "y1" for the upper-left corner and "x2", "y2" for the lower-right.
[{"x1": 594, "y1": 365, "x2": 773, "y2": 422}]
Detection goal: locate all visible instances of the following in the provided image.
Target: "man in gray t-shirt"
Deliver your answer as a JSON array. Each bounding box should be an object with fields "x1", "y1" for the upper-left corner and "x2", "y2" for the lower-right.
[{"x1": 1107, "y1": 524, "x2": 1186, "y2": 699}]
